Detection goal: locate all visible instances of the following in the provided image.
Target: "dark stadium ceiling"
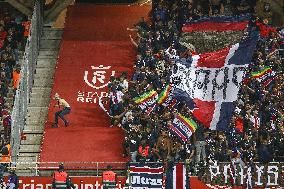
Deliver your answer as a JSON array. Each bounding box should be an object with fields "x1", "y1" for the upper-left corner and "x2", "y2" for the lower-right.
[{"x1": 77, "y1": 0, "x2": 139, "y2": 3}]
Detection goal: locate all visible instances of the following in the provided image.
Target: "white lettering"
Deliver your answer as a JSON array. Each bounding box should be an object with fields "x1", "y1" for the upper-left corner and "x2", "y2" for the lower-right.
[
  {"x1": 267, "y1": 165, "x2": 278, "y2": 186},
  {"x1": 35, "y1": 184, "x2": 44, "y2": 189},
  {"x1": 31, "y1": 180, "x2": 34, "y2": 189},
  {"x1": 95, "y1": 181, "x2": 100, "y2": 189},
  {"x1": 172, "y1": 63, "x2": 246, "y2": 102},
  {"x1": 255, "y1": 165, "x2": 264, "y2": 186},
  {"x1": 23, "y1": 184, "x2": 30, "y2": 189},
  {"x1": 77, "y1": 91, "x2": 107, "y2": 104},
  {"x1": 209, "y1": 162, "x2": 220, "y2": 181},
  {"x1": 223, "y1": 164, "x2": 235, "y2": 184},
  {"x1": 85, "y1": 184, "x2": 94, "y2": 189}
]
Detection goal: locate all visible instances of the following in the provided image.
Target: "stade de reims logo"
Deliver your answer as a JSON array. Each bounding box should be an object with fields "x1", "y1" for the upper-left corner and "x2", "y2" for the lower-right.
[{"x1": 77, "y1": 65, "x2": 115, "y2": 104}]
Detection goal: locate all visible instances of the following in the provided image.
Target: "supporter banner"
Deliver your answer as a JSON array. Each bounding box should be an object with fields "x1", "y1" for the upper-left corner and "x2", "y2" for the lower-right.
[
  {"x1": 251, "y1": 66, "x2": 276, "y2": 87},
  {"x1": 0, "y1": 176, "x2": 275, "y2": 189},
  {"x1": 129, "y1": 162, "x2": 164, "y2": 188},
  {"x1": 134, "y1": 90, "x2": 158, "y2": 115},
  {"x1": 209, "y1": 162, "x2": 284, "y2": 188},
  {"x1": 1, "y1": 176, "x2": 127, "y2": 189},
  {"x1": 169, "y1": 113, "x2": 198, "y2": 143},
  {"x1": 171, "y1": 31, "x2": 258, "y2": 130},
  {"x1": 165, "y1": 163, "x2": 189, "y2": 189},
  {"x1": 182, "y1": 14, "x2": 251, "y2": 32}
]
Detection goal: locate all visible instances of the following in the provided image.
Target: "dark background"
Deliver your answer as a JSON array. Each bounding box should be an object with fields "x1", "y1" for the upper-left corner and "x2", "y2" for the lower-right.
[{"x1": 77, "y1": 0, "x2": 138, "y2": 3}]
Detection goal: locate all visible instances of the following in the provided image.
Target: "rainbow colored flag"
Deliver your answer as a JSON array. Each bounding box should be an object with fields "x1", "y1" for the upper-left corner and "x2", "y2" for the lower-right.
[
  {"x1": 157, "y1": 85, "x2": 172, "y2": 104},
  {"x1": 134, "y1": 90, "x2": 158, "y2": 114},
  {"x1": 169, "y1": 113, "x2": 198, "y2": 143},
  {"x1": 251, "y1": 67, "x2": 272, "y2": 78},
  {"x1": 134, "y1": 90, "x2": 157, "y2": 104},
  {"x1": 251, "y1": 67, "x2": 275, "y2": 87}
]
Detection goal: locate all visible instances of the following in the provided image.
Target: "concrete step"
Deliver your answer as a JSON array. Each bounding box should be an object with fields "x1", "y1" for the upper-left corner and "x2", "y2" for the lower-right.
[
  {"x1": 31, "y1": 87, "x2": 52, "y2": 95},
  {"x1": 43, "y1": 27, "x2": 63, "y2": 32},
  {"x1": 26, "y1": 117, "x2": 47, "y2": 125},
  {"x1": 42, "y1": 30, "x2": 63, "y2": 40},
  {"x1": 17, "y1": 155, "x2": 38, "y2": 163},
  {"x1": 16, "y1": 162, "x2": 37, "y2": 172},
  {"x1": 36, "y1": 58, "x2": 57, "y2": 68},
  {"x1": 27, "y1": 107, "x2": 49, "y2": 114},
  {"x1": 34, "y1": 74, "x2": 54, "y2": 81},
  {"x1": 40, "y1": 39, "x2": 61, "y2": 50},
  {"x1": 24, "y1": 124, "x2": 45, "y2": 131},
  {"x1": 33, "y1": 78, "x2": 53, "y2": 87},
  {"x1": 29, "y1": 97, "x2": 50, "y2": 107},
  {"x1": 26, "y1": 111, "x2": 47, "y2": 120},
  {"x1": 19, "y1": 145, "x2": 41, "y2": 153},
  {"x1": 30, "y1": 91, "x2": 51, "y2": 99},
  {"x1": 34, "y1": 68, "x2": 55, "y2": 77},
  {"x1": 23, "y1": 129, "x2": 44, "y2": 134},
  {"x1": 38, "y1": 50, "x2": 58, "y2": 58},
  {"x1": 20, "y1": 134, "x2": 42, "y2": 145},
  {"x1": 27, "y1": 106, "x2": 49, "y2": 113}
]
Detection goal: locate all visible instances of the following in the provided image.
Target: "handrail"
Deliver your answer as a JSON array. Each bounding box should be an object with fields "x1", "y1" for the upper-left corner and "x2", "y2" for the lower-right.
[{"x1": 10, "y1": 0, "x2": 44, "y2": 162}]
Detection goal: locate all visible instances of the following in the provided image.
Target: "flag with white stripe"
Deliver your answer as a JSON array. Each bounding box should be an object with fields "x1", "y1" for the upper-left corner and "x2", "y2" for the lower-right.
[
  {"x1": 165, "y1": 163, "x2": 189, "y2": 189},
  {"x1": 129, "y1": 162, "x2": 164, "y2": 189},
  {"x1": 171, "y1": 22, "x2": 258, "y2": 131}
]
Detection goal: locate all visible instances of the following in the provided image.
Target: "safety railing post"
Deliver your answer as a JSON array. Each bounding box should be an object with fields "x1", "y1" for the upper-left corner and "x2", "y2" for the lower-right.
[
  {"x1": 35, "y1": 156, "x2": 39, "y2": 176},
  {"x1": 96, "y1": 162, "x2": 99, "y2": 176}
]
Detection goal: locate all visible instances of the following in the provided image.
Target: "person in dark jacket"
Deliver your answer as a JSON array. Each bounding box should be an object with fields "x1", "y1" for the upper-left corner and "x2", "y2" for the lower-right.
[{"x1": 6, "y1": 167, "x2": 19, "y2": 189}]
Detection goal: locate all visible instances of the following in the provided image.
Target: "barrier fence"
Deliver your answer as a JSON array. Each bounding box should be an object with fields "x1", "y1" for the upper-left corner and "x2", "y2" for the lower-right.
[
  {"x1": 4, "y1": 161, "x2": 284, "y2": 187},
  {"x1": 10, "y1": 0, "x2": 44, "y2": 162}
]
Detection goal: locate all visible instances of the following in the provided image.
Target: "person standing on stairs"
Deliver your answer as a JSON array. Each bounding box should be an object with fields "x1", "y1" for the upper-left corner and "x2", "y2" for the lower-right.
[{"x1": 53, "y1": 93, "x2": 71, "y2": 128}]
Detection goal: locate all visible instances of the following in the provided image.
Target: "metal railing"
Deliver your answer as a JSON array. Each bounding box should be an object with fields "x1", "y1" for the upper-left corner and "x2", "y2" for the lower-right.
[
  {"x1": 12, "y1": 160, "x2": 128, "y2": 176},
  {"x1": 7, "y1": 160, "x2": 284, "y2": 187},
  {"x1": 10, "y1": 0, "x2": 44, "y2": 162}
]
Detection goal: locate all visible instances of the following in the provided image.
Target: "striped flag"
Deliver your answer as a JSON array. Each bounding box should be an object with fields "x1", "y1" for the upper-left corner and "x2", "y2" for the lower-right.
[
  {"x1": 129, "y1": 162, "x2": 164, "y2": 189},
  {"x1": 169, "y1": 113, "x2": 198, "y2": 143},
  {"x1": 251, "y1": 66, "x2": 276, "y2": 87},
  {"x1": 157, "y1": 84, "x2": 172, "y2": 105},
  {"x1": 171, "y1": 24, "x2": 258, "y2": 131},
  {"x1": 134, "y1": 90, "x2": 158, "y2": 114},
  {"x1": 166, "y1": 163, "x2": 189, "y2": 189}
]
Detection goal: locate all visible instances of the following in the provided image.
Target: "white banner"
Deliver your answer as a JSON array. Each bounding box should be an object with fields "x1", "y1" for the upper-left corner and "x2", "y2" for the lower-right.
[{"x1": 171, "y1": 63, "x2": 246, "y2": 102}]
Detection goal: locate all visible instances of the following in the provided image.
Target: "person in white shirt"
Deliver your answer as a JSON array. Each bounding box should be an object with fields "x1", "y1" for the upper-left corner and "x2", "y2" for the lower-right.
[{"x1": 53, "y1": 93, "x2": 71, "y2": 128}]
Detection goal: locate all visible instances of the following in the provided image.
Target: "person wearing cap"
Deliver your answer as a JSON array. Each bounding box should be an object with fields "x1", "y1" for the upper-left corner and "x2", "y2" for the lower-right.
[
  {"x1": 53, "y1": 93, "x2": 71, "y2": 128},
  {"x1": 52, "y1": 163, "x2": 69, "y2": 189},
  {"x1": 102, "y1": 165, "x2": 117, "y2": 189}
]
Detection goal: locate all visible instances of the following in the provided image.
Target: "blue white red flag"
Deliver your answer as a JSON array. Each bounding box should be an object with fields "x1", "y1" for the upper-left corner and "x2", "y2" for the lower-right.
[
  {"x1": 171, "y1": 29, "x2": 258, "y2": 130},
  {"x1": 182, "y1": 14, "x2": 251, "y2": 32},
  {"x1": 165, "y1": 163, "x2": 189, "y2": 189},
  {"x1": 129, "y1": 162, "x2": 164, "y2": 189}
]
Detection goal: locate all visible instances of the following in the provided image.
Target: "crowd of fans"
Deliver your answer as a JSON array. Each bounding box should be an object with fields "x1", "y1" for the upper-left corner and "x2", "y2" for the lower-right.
[
  {"x1": 0, "y1": 4, "x2": 28, "y2": 160},
  {"x1": 105, "y1": 0, "x2": 284, "y2": 174}
]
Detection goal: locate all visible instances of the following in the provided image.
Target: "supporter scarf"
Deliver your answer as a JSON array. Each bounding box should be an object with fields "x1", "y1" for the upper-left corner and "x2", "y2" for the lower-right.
[{"x1": 169, "y1": 113, "x2": 198, "y2": 143}]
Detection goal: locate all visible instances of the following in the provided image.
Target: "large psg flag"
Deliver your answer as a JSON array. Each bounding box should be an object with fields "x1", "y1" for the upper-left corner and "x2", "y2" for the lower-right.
[{"x1": 172, "y1": 26, "x2": 258, "y2": 130}]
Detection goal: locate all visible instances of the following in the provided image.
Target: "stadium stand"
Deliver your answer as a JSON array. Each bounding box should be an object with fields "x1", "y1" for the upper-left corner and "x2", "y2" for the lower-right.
[
  {"x1": 0, "y1": 3, "x2": 27, "y2": 153},
  {"x1": 1, "y1": 0, "x2": 284, "y2": 188}
]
